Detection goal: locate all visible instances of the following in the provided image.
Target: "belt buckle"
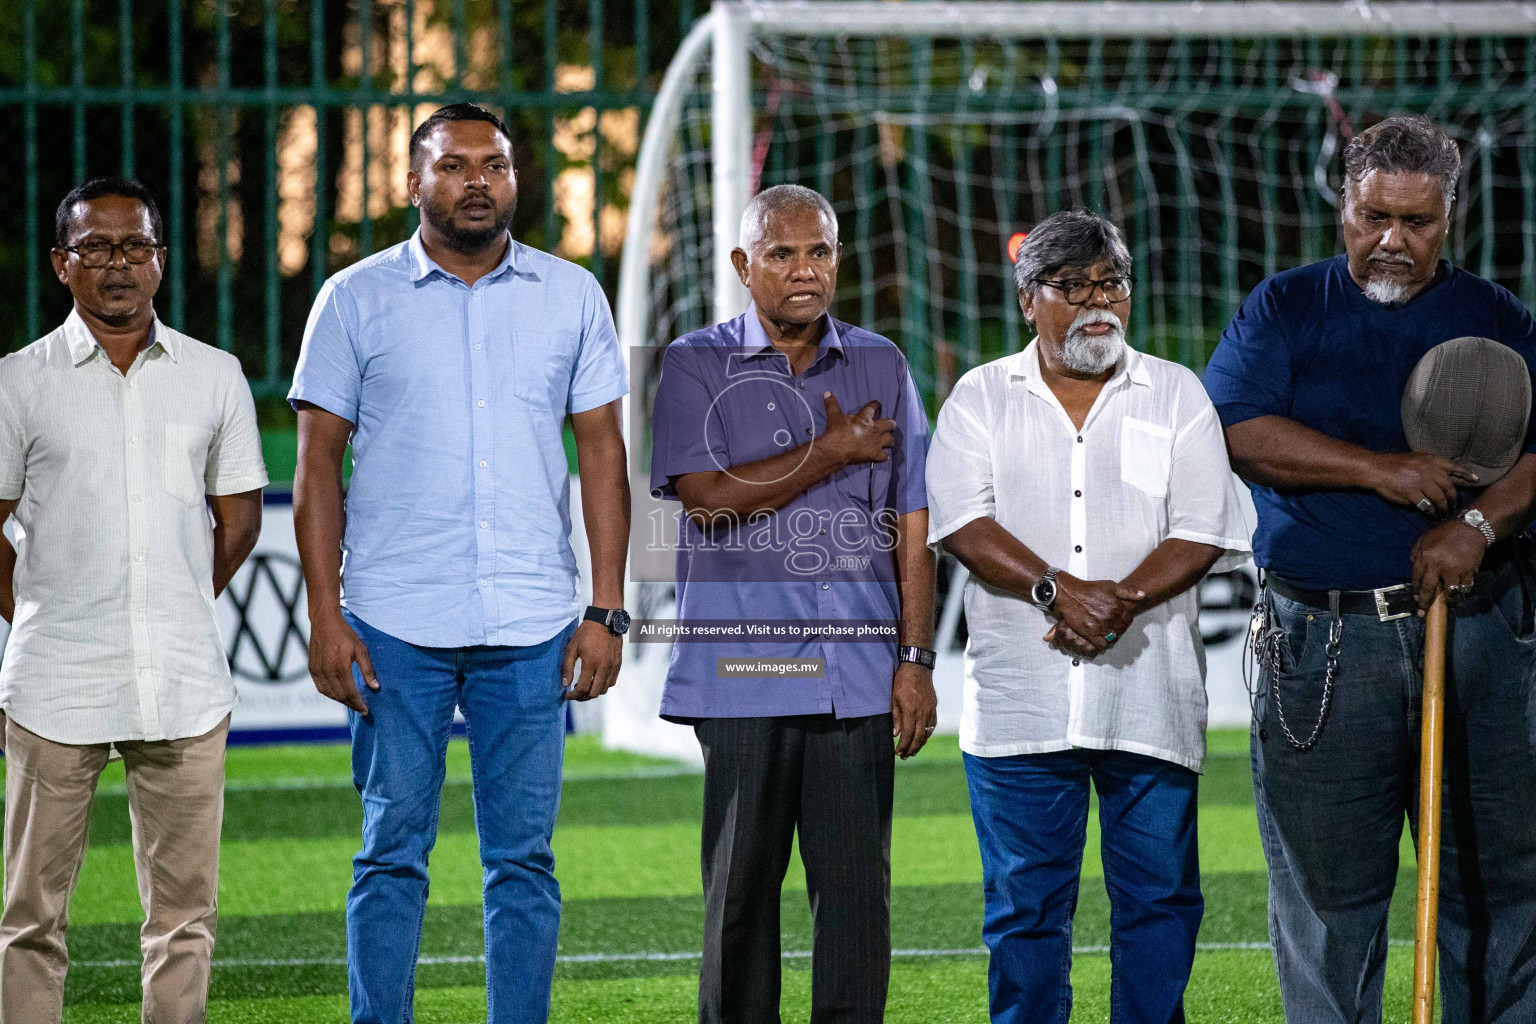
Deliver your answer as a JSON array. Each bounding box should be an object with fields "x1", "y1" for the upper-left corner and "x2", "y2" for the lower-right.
[{"x1": 1373, "y1": 584, "x2": 1412, "y2": 622}]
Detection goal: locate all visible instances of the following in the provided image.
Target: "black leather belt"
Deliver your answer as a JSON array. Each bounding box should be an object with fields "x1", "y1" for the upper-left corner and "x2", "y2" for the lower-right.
[{"x1": 1266, "y1": 573, "x2": 1493, "y2": 622}]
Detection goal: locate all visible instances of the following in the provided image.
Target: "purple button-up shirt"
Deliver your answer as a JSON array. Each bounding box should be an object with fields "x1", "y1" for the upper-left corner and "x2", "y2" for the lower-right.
[{"x1": 649, "y1": 307, "x2": 929, "y2": 720}]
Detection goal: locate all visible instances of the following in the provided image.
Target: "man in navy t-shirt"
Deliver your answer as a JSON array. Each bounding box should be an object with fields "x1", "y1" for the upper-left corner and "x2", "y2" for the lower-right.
[{"x1": 1206, "y1": 117, "x2": 1536, "y2": 1024}]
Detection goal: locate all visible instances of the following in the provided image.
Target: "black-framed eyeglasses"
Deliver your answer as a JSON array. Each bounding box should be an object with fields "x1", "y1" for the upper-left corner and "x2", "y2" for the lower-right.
[
  {"x1": 1033, "y1": 275, "x2": 1133, "y2": 305},
  {"x1": 58, "y1": 239, "x2": 163, "y2": 268}
]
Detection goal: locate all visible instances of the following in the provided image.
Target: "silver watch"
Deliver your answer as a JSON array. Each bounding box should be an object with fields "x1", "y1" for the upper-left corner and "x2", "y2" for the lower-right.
[
  {"x1": 1031, "y1": 567, "x2": 1061, "y2": 610},
  {"x1": 1463, "y1": 508, "x2": 1496, "y2": 547}
]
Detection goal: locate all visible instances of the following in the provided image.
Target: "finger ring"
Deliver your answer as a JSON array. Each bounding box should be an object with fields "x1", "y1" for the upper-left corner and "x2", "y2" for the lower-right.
[
  {"x1": 1103, "y1": 631, "x2": 1118, "y2": 644},
  {"x1": 1417, "y1": 498, "x2": 1435, "y2": 514},
  {"x1": 1448, "y1": 583, "x2": 1467, "y2": 593}
]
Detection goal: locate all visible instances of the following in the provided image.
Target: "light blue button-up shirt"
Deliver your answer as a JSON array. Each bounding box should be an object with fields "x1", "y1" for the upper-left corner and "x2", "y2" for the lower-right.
[{"x1": 289, "y1": 231, "x2": 628, "y2": 648}]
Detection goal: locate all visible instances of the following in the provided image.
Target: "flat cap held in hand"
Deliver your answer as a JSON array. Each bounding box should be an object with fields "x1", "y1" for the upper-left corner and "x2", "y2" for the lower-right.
[{"x1": 1402, "y1": 336, "x2": 1532, "y2": 485}]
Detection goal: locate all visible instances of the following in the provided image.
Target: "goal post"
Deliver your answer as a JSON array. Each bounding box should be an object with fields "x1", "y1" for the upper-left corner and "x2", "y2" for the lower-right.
[{"x1": 608, "y1": 1, "x2": 1536, "y2": 759}]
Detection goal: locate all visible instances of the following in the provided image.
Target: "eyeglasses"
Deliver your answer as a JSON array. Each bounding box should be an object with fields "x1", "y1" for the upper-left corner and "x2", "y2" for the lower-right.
[
  {"x1": 59, "y1": 239, "x2": 162, "y2": 268},
  {"x1": 1033, "y1": 275, "x2": 1133, "y2": 305}
]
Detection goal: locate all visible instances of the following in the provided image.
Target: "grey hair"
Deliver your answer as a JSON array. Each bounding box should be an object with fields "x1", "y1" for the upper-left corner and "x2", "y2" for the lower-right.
[
  {"x1": 738, "y1": 184, "x2": 839, "y2": 253},
  {"x1": 1012, "y1": 210, "x2": 1132, "y2": 296},
  {"x1": 1342, "y1": 116, "x2": 1461, "y2": 213}
]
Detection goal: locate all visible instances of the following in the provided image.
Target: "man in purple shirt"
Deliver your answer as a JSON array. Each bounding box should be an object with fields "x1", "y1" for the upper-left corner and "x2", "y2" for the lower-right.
[{"x1": 649, "y1": 184, "x2": 936, "y2": 1024}]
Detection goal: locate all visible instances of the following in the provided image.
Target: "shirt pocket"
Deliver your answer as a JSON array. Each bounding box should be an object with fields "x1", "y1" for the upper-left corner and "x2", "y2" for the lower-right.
[
  {"x1": 510, "y1": 331, "x2": 574, "y2": 412},
  {"x1": 165, "y1": 423, "x2": 214, "y2": 507},
  {"x1": 832, "y1": 462, "x2": 874, "y2": 508},
  {"x1": 1119, "y1": 416, "x2": 1173, "y2": 499}
]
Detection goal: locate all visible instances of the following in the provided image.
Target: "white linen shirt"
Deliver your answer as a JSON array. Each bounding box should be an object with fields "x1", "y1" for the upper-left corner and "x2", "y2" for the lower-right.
[
  {"x1": 0, "y1": 310, "x2": 269, "y2": 745},
  {"x1": 926, "y1": 341, "x2": 1251, "y2": 772}
]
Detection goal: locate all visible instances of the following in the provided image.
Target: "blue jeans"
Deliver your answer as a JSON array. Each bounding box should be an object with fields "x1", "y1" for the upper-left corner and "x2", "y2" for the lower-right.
[
  {"x1": 963, "y1": 748, "x2": 1202, "y2": 1024},
  {"x1": 1253, "y1": 555, "x2": 1536, "y2": 1024},
  {"x1": 342, "y1": 610, "x2": 576, "y2": 1024}
]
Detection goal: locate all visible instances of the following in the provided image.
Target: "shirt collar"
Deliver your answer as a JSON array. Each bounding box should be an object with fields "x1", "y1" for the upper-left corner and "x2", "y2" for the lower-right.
[
  {"x1": 738, "y1": 303, "x2": 844, "y2": 365},
  {"x1": 407, "y1": 228, "x2": 519, "y2": 284},
  {"x1": 63, "y1": 308, "x2": 178, "y2": 366},
  {"x1": 1009, "y1": 335, "x2": 1150, "y2": 395}
]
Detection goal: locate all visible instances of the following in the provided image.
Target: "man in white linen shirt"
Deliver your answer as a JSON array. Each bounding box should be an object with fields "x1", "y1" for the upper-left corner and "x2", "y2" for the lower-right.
[
  {"x1": 0, "y1": 178, "x2": 267, "y2": 1024},
  {"x1": 926, "y1": 210, "x2": 1250, "y2": 1024}
]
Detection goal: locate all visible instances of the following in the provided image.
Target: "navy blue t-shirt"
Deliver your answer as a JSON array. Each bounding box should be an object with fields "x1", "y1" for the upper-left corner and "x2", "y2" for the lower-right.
[{"x1": 1204, "y1": 255, "x2": 1536, "y2": 590}]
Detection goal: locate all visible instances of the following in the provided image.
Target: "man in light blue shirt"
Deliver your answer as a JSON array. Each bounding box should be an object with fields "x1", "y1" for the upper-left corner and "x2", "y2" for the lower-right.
[{"x1": 289, "y1": 104, "x2": 631, "y2": 1024}]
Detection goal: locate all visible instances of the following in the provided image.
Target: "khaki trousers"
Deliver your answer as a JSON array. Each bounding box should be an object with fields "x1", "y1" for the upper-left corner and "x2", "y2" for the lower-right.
[{"x1": 0, "y1": 714, "x2": 228, "y2": 1024}]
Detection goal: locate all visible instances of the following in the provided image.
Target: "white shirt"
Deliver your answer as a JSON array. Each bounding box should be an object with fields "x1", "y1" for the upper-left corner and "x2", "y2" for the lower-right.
[
  {"x1": 0, "y1": 311, "x2": 268, "y2": 745},
  {"x1": 926, "y1": 341, "x2": 1251, "y2": 772}
]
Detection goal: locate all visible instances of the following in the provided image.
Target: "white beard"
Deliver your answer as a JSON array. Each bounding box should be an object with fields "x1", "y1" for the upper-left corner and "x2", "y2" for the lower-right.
[
  {"x1": 1362, "y1": 276, "x2": 1413, "y2": 305},
  {"x1": 1061, "y1": 308, "x2": 1126, "y2": 374}
]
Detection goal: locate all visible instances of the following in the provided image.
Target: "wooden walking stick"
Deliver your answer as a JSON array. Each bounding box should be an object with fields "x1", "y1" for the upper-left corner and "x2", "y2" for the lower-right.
[
  {"x1": 1412, "y1": 590, "x2": 1448, "y2": 1024},
  {"x1": 1400, "y1": 336, "x2": 1531, "y2": 1023}
]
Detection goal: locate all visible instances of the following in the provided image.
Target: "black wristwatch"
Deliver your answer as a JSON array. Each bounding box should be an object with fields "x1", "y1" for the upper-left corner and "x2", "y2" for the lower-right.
[
  {"x1": 898, "y1": 645, "x2": 937, "y2": 669},
  {"x1": 1031, "y1": 567, "x2": 1061, "y2": 611},
  {"x1": 584, "y1": 606, "x2": 631, "y2": 637}
]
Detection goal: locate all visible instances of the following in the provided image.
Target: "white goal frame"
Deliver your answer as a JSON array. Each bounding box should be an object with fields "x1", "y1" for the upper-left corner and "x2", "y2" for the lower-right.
[{"x1": 619, "y1": 0, "x2": 1535, "y2": 357}]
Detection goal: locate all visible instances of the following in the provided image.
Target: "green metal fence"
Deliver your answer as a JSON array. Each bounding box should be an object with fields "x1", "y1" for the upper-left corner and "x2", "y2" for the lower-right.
[{"x1": 0, "y1": 0, "x2": 692, "y2": 396}]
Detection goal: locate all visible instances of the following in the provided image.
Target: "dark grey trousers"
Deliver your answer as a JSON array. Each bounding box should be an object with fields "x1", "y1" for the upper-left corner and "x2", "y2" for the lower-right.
[{"x1": 694, "y1": 713, "x2": 895, "y2": 1024}]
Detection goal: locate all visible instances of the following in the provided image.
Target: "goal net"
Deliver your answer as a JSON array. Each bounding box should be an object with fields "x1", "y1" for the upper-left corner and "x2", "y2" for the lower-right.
[{"x1": 605, "y1": 1, "x2": 1536, "y2": 759}]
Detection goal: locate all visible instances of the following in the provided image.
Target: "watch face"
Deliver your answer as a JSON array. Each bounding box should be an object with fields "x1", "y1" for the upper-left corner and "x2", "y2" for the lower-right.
[
  {"x1": 1033, "y1": 577, "x2": 1057, "y2": 608},
  {"x1": 609, "y1": 609, "x2": 631, "y2": 636}
]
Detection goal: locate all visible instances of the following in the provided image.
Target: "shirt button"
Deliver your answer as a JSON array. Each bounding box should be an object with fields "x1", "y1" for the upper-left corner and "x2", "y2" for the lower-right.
[
  {"x1": 479, "y1": 460, "x2": 487, "y2": 468},
  {"x1": 1074, "y1": 545, "x2": 1082, "y2": 553},
  {"x1": 798, "y1": 382, "x2": 805, "y2": 389},
  {"x1": 1074, "y1": 490, "x2": 1082, "y2": 498},
  {"x1": 130, "y1": 436, "x2": 140, "y2": 445},
  {"x1": 818, "y1": 528, "x2": 826, "y2": 535},
  {"x1": 477, "y1": 399, "x2": 486, "y2": 408},
  {"x1": 1072, "y1": 658, "x2": 1081, "y2": 667},
  {"x1": 135, "y1": 553, "x2": 146, "y2": 563},
  {"x1": 479, "y1": 520, "x2": 489, "y2": 529},
  {"x1": 805, "y1": 428, "x2": 813, "y2": 436},
  {"x1": 1076, "y1": 435, "x2": 1083, "y2": 443},
  {"x1": 821, "y1": 583, "x2": 830, "y2": 590},
  {"x1": 480, "y1": 578, "x2": 491, "y2": 586},
  {"x1": 134, "y1": 611, "x2": 146, "y2": 622},
  {"x1": 476, "y1": 343, "x2": 483, "y2": 350},
  {"x1": 132, "y1": 494, "x2": 143, "y2": 503}
]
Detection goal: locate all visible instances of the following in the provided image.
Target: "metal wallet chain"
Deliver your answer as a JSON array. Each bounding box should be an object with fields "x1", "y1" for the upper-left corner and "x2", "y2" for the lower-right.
[{"x1": 1243, "y1": 573, "x2": 1341, "y2": 752}]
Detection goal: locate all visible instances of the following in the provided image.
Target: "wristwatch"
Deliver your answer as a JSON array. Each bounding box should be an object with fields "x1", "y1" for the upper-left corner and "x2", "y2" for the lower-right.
[
  {"x1": 1031, "y1": 567, "x2": 1061, "y2": 611},
  {"x1": 898, "y1": 645, "x2": 937, "y2": 669},
  {"x1": 1462, "y1": 508, "x2": 1496, "y2": 547},
  {"x1": 584, "y1": 606, "x2": 631, "y2": 637}
]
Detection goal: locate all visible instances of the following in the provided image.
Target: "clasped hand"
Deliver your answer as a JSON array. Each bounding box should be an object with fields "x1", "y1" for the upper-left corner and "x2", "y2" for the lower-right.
[{"x1": 1043, "y1": 574, "x2": 1146, "y2": 659}]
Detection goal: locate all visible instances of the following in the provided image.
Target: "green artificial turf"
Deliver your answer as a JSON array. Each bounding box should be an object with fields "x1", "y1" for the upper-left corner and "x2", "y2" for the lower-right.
[{"x1": 18, "y1": 730, "x2": 1435, "y2": 1022}]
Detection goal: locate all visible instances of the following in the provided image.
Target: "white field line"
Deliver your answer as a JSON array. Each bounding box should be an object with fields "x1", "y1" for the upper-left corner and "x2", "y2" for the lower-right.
[
  {"x1": 78, "y1": 764, "x2": 706, "y2": 798},
  {"x1": 73, "y1": 938, "x2": 1412, "y2": 970},
  {"x1": 56, "y1": 750, "x2": 1255, "y2": 798}
]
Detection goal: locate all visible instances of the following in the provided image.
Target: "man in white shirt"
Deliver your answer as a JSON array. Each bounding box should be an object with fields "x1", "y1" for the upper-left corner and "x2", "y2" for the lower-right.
[
  {"x1": 926, "y1": 211, "x2": 1250, "y2": 1024},
  {"x1": 0, "y1": 178, "x2": 267, "y2": 1024}
]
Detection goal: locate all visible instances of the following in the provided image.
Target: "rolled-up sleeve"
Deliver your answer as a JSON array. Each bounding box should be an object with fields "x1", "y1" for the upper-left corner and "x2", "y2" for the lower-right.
[
  {"x1": 924, "y1": 372, "x2": 994, "y2": 550},
  {"x1": 567, "y1": 273, "x2": 630, "y2": 415},
  {"x1": 649, "y1": 344, "x2": 727, "y2": 500},
  {"x1": 206, "y1": 362, "x2": 269, "y2": 495},
  {"x1": 288, "y1": 279, "x2": 363, "y2": 423},
  {"x1": 1203, "y1": 282, "x2": 1293, "y2": 428},
  {"x1": 1167, "y1": 395, "x2": 1254, "y2": 573}
]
